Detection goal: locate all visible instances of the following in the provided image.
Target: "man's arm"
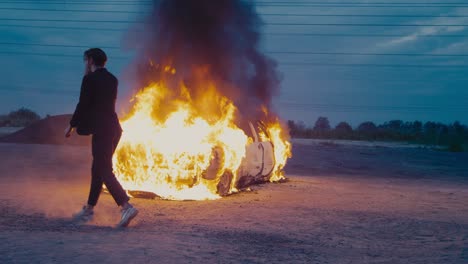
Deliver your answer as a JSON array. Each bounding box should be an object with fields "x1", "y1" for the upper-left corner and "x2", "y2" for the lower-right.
[{"x1": 70, "y1": 75, "x2": 92, "y2": 128}]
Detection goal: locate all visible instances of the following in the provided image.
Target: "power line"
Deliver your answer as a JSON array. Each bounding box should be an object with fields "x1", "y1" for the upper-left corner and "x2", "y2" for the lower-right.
[
  {"x1": 1, "y1": 51, "x2": 467, "y2": 69},
  {"x1": 1, "y1": 1, "x2": 468, "y2": 8},
  {"x1": 0, "y1": 0, "x2": 465, "y2": 3},
  {"x1": 1, "y1": 42, "x2": 466, "y2": 57},
  {"x1": 256, "y1": 1, "x2": 466, "y2": 5},
  {"x1": 2, "y1": 24, "x2": 468, "y2": 34},
  {"x1": 0, "y1": 85, "x2": 78, "y2": 96},
  {"x1": 0, "y1": 0, "x2": 466, "y2": 4},
  {"x1": 269, "y1": 51, "x2": 468, "y2": 57},
  {"x1": 1, "y1": 18, "x2": 468, "y2": 27},
  {"x1": 4, "y1": 16, "x2": 468, "y2": 28},
  {"x1": 278, "y1": 102, "x2": 468, "y2": 110},
  {"x1": 277, "y1": 103, "x2": 468, "y2": 113},
  {"x1": 0, "y1": 7, "x2": 147, "y2": 13},
  {"x1": 257, "y1": 3, "x2": 468, "y2": 8},
  {"x1": 0, "y1": 24, "x2": 126, "y2": 31},
  {"x1": 266, "y1": 33, "x2": 468, "y2": 38},
  {"x1": 280, "y1": 62, "x2": 468, "y2": 68},
  {"x1": 285, "y1": 77, "x2": 468, "y2": 83},
  {"x1": 267, "y1": 22, "x2": 468, "y2": 27},
  {"x1": 0, "y1": 1, "x2": 153, "y2": 5},
  {"x1": 1, "y1": 1, "x2": 466, "y2": 3},
  {"x1": 2, "y1": 25, "x2": 466, "y2": 38},
  {"x1": 0, "y1": 7, "x2": 467, "y2": 19},
  {"x1": 0, "y1": 42, "x2": 121, "y2": 50},
  {"x1": 0, "y1": 18, "x2": 142, "y2": 23},
  {"x1": 261, "y1": 13, "x2": 468, "y2": 18},
  {"x1": 0, "y1": 51, "x2": 130, "y2": 60}
]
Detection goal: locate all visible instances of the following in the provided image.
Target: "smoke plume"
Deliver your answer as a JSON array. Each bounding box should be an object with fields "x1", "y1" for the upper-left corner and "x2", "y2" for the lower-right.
[{"x1": 127, "y1": 0, "x2": 281, "y2": 127}]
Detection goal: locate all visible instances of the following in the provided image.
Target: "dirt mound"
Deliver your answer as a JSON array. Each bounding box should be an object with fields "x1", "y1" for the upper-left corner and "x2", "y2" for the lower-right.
[{"x1": 0, "y1": 115, "x2": 90, "y2": 146}]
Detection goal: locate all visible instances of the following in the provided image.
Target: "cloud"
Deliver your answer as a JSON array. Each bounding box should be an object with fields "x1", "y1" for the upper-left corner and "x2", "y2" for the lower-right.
[{"x1": 378, "y1": 8, "x2": 468, "y2": 48}]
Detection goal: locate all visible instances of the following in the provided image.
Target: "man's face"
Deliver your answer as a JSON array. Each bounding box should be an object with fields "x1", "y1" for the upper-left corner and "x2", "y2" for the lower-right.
[{"x1": 84, "y1": 58, "x2": 93, "y2": 74}]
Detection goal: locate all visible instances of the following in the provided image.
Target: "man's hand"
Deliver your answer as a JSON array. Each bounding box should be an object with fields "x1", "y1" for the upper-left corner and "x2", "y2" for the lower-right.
[{"x1": 65, "y1": 126, "x2": 74, "y2": 138}]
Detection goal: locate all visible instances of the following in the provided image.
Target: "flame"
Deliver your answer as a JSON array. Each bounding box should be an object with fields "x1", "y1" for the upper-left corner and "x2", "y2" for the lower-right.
[{"x1": 113, "y1": 79, "x2": 290, "y2": 200}]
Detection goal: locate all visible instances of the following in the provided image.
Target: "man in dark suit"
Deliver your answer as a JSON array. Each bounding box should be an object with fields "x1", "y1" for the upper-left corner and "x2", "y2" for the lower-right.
[{"x1": 65, "y1": 48, "x2": 138, "y2": 228}]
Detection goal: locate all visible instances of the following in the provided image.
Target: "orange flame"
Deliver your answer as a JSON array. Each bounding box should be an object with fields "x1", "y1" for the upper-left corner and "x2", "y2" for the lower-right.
[{"x1": 113, "y1": 78, "x2": 290, "y2": 200}]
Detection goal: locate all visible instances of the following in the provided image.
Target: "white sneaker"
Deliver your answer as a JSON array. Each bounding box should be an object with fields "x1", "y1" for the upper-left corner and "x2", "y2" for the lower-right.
[
  {"x1": 117, "y1": 206, "x2": 139, "y2": 228},
  {"x1": 72, "y1": 205, "x2": 94, "y2": 223}
]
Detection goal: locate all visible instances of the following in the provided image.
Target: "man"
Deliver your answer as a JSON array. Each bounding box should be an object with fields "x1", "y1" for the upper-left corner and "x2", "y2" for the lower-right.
[{"x1": 65, "y1": 48, "x2": 138, "y2": 228}]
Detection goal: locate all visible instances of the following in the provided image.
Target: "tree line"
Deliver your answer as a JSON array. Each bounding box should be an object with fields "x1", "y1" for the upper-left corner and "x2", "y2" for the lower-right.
[
  {"x1": 0, "y1": 108, "x2": 41, "y2": 127},
  {"x1": 1, "y1": 108, "x2": 466, "y2": 152},
  {"x1": 288, "y1": 117, "x2": 468, "y2": 152}
]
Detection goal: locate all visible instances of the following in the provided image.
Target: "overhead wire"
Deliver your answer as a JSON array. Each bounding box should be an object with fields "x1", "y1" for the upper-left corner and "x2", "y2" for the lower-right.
[{"x1": 0, "y1": 41, "x2": 466, "y2": 57}]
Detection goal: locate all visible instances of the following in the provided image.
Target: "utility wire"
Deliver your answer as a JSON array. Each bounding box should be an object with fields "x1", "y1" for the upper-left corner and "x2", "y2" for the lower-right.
[
  {"x1": 280, "y1": 62, "x2": 468, "y2": 68},
  {"x1": 1, "y1": 7, "x2": 467, "y2": 19},
  {"x1": 0, "y1": 51, "x2": 130, "y2": 60},
  {"x1": 269, "y1": 51, "x2": 468, "y2": 57},
  {"x1": 0, "y1": 18, "x2": 142, "y2": 23},
  {"x1": 2, "y1": 24, "x2": 468, "y2": 34},
  {"x1": 1, "y1": 0, "x2": 466, "y2": 3},
  {"x1": 2, "y1": 19, "x2": 467, "y2": 27},
  {"x1": 262, "y1": 13, "x2": 468, "y2": 18},
  {"x1": 267, "y1": 33, "x2": 468, "y2": 38},
  {"x1": 0, "y1": 24, "x2": 125, "y2": 31},
  {"x1": 1, "y1": 1, "x2": 468, "y2": 7},
  {"x1": 1, "y1": 51, "x2": 467, "y2": 69},
  {"x1": 0, "y1": 42, "x2": 121, "y2": 50},
  {"x1": 277, "y1": 102, "x2": 468, "y2": 110},
  {"x1": 267, "y1": 22, "x2": 468, "y2": 27},
  {"x1": 1, "y1": 42, "x2": 466, "y2": 57},
  {"x1": 2, "y1": 25, "x2": 466, "y2": 38},
  {"x1": 0, "y1": 7, "x2": 146, "y2": 13}
]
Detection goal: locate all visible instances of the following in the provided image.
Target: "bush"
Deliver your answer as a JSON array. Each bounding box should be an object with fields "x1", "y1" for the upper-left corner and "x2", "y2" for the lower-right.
[
  {"x1": 448, "y1": 143, "x2": 464, "y2": 152},
  {"x1": 2, "y1": 108, "x2": 41, "y2": 127}
]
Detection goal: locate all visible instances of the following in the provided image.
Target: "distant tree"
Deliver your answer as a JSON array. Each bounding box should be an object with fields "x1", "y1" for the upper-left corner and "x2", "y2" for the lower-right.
[
  {"x1": 313, "y1": 117, "x2": 331, "y2": 132},
  {"x1": 0, "y1": 115, "x2": 8, "y2": 127},
  {"x1": 358, "y1": 121, "x2": 377, "y2": 133},
  {"x1": 334, "y1": 121, "x2": 352, "y2": 137},
  {"x1": 385, "y1": 120, "x2": 403, "y2": 131},
  {"x1": 437, "y1": 124, "x2": 449, "y2": 145},
  {"x1": 411, "y1": 121, "x2": 423, "y2": 134},
  {"x1": 453, "y1": 121, "x2": 464, "y2": 135},
  {"x1": 7, "y1": 107, "x2": 41, "y2": 127},
  {"x1": 287, "y1": 120, "x2": 296, "y2": 136},
  {"x1": 357, "y1": 121, "x2": 378, "y2": 139},
  {"x1": 287, "y1": 120, "x2": 308, "y2": 138},
  {"x1": 312, "y1": 117, "x2": 331, "y2": 138},
  {"x1": 447, "y1": 121, "x2": 465, "y2": 152},
  {"x1": 423, "y1": 121, "x2": 438, "y2": 145}
]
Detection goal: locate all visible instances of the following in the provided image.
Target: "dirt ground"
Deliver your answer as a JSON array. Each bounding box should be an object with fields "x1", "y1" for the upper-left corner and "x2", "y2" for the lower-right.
[{"x1": 0, "y1": 141, "x2": 467, "y2": 264}]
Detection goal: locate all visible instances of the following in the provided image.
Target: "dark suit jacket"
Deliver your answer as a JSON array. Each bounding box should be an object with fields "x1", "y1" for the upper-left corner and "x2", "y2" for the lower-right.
[{"x1": 70, "y1": 68, "x2": 122, "y2": 135}]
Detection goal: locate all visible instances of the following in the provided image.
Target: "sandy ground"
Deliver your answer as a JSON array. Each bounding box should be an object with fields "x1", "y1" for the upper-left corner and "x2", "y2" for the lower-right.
[{"x1": 0, "y1": 141, "x2": 467, "y2": 263}]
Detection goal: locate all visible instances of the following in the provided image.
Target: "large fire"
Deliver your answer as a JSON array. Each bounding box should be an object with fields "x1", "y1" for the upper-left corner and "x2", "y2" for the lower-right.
[{"x1": 113, "y1": 75, "x2": 291, "y2": 200}]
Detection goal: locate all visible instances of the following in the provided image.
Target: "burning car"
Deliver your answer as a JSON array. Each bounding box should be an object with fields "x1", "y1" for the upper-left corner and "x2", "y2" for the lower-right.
[{"x1": 112, "y1": 84, "x2": 290, "y2": 201}]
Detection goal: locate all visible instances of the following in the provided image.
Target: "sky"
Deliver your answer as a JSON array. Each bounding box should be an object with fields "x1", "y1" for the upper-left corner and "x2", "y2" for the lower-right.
[{"x1": 0, "y1": 0, "x2": 467, "y2": 127}]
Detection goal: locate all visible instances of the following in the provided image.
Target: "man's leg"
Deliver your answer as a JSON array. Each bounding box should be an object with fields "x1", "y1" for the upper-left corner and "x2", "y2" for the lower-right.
[
  {"x1": 88, "y1": 161, "x2": 104, "y2": 206},
  {"x1": 93, "y1": 131, "x2": 129, "y2": 206},
  {"x1": 109, "y1": 128, "x2": 139, "y2": 227},
  {"x1": 72, "y1": 135, "x2": 102, "y2": 222},
  {"x1": 92, "y1": 129, "x2": 137, "y2": 227}
]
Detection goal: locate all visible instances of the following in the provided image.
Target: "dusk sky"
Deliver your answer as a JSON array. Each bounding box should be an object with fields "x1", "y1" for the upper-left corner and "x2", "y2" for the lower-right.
[{"x1": 0, "y1": 0, "x2": 467, "y2": 126}]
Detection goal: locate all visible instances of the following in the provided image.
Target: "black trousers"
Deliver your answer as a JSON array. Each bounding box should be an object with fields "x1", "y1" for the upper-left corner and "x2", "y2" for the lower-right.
[{"x1": 88, "y1": 128, "x2": 129, "y2": 206}]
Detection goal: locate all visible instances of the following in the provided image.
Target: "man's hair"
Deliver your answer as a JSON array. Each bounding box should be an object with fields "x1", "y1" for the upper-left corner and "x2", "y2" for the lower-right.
[{"x1": 84, "y1": 48, "x2": 107, "y2": 67}]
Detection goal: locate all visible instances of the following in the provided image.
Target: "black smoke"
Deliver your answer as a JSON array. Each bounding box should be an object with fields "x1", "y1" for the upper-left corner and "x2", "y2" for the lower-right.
[{"x1": 127, "y1": 0, "x2": 282, "y2": 127}]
